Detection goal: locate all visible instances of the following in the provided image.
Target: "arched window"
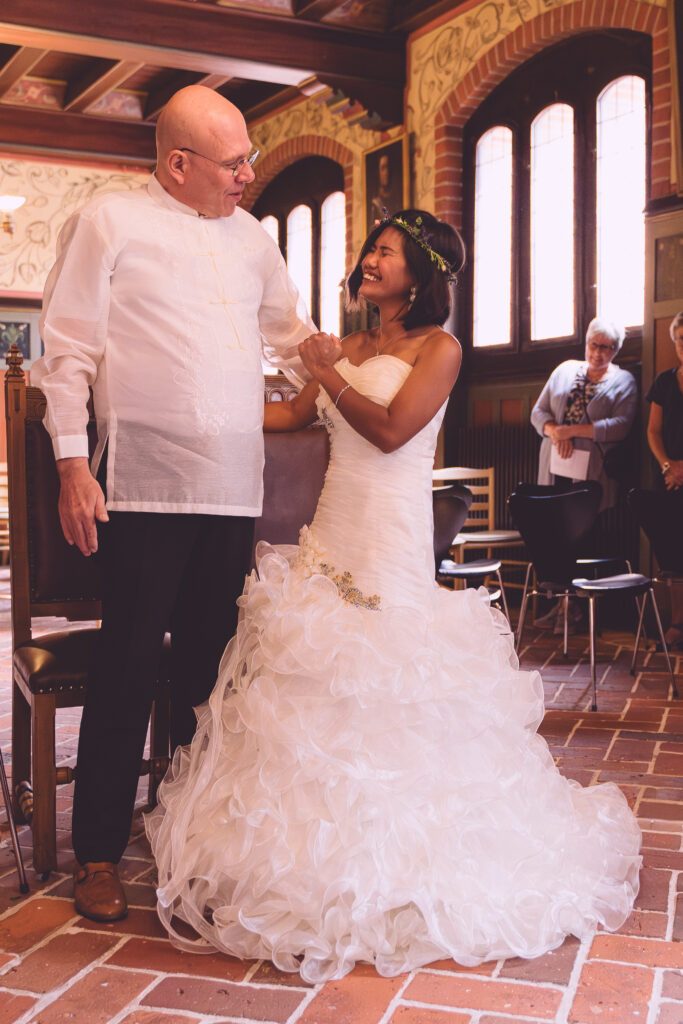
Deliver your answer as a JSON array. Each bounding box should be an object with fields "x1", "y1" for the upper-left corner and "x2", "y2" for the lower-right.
[
  {"x1": 286, "y1": 204, "x2": 313, "y2": 316},
  {"x1": 320, "y1": 191, "x2": 346, "y2": 335},
  {"x1": 530, "y1": 103, "x2": 575, "y2": 341},
  {"x1": 472, "y1": 126, "x2": 513, "y2": 349},
  {"x1": 596, "y1": 75, "x2": 647, "y2": 326},
  {"x1": 260, "y1": 214, "x2": 279, "y2": 246},
  {"x1": 253, "y1": 157, "x2": 346, "y2": 334},
  {"x1": 464, "y1": 32, "x2": 650, "y2": 370}
]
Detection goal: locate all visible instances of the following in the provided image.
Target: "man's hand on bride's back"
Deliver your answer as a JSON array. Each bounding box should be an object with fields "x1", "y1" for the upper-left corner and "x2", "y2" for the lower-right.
[{"x1": 298, "y1": 333, "x2": 343, "y2": 377}]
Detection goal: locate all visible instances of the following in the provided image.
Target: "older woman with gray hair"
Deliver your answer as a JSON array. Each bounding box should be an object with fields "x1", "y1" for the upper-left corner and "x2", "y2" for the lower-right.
[
  {"x1": 531, "y1": 317, "x2": 637, "y2": 510},
  {"x1": 530, "y1": 318, "x2": 638, "y2": 631}
]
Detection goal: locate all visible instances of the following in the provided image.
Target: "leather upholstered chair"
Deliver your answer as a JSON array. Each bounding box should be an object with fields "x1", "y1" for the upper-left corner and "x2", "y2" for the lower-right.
[
  {"x1": 6, "y1": 366, "x2": 327, "y2": 878},
  {"x1": 5, "y1": 347, "x2": 171, "y2": 877},
  {"x1": 259, "y1": 376, "x2": 330, "y2": 549}
]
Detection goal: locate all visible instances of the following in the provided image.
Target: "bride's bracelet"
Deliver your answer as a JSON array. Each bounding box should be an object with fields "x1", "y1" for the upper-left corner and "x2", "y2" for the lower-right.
[{"x1": 334, "y1": 384, "x2": 351, "y2": 408}]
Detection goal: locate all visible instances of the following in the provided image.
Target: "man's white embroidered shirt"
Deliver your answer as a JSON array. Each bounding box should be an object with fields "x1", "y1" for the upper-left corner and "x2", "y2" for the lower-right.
[{"x1": 32, "y1": 176, "x2": 314, "y2": 515}]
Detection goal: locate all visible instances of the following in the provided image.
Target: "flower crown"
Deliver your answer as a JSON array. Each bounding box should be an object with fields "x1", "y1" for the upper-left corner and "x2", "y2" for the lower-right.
[{"x1": 382, "y1": 211, "x2": 457, "y2": 282}]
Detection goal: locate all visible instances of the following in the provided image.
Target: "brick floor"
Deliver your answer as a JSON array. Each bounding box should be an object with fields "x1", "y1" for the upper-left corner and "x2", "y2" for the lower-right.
[{"x1": 0, "y1": 567, "x2": 681, "y2": 1023}]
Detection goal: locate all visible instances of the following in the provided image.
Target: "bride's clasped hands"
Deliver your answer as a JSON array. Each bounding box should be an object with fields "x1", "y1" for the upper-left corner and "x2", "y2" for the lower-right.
[{"x1": 298, "y1": 331, "x2": 343, "y2": 376}]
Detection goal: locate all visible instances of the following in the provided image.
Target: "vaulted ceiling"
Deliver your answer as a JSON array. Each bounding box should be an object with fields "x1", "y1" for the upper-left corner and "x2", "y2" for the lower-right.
[{"x1": 0, "y1": 0, "x2": 462, "y2": 165}]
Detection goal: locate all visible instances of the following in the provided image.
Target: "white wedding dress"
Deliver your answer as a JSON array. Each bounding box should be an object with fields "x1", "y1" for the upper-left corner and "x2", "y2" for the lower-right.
[{"x1": 146, "y1": 355, "x2": 641, "y2": 983}]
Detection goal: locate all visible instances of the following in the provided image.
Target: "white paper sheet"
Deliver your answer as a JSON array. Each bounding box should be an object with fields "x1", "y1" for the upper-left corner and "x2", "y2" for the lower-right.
[{"x1": 550, "y1": 446, "x2": 590, "y2": 482}]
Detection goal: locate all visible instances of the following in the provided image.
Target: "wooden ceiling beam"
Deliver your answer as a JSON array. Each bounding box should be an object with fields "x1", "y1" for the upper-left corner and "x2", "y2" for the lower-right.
[
  {"x1": 64, "y1": 59, "x2": 144, "y2": 113},
  {"x1": 0, "y1": 104, "x2": 155, "y2": 163},
  {"x1": 0, "y1": 0, "x2": 405, "y2": 100},
  {"x1": 293, "y1": 0, "x2": 345, "y2": 18},
  {"x1": 0, "y1": 46, "x2": 48, "y2": 99},
  {"x1": 390, "y1": 0, "x2": 470, "y2": 31},
  {"x1": 145, "y1": 72, "x2": 233, "y2": 120}
]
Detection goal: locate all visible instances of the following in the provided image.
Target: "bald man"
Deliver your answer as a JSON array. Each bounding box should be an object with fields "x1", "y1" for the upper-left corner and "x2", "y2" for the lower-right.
[{"x1": 32, "y1": 86, "x2": 315, "y2": 921}]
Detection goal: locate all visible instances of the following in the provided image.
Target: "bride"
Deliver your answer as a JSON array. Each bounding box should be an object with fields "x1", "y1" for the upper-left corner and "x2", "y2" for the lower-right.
[{"x1": 146, "y1": 209, "x2": 641, "y2": 983}]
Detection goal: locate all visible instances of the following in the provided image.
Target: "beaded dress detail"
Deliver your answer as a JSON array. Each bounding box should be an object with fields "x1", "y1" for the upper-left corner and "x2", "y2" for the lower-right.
[{"x1": 146, "y1": 355, "x2": 641, "y2": 984}]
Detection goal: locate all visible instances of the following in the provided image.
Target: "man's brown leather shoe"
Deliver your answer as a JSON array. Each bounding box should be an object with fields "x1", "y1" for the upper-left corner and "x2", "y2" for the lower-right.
[{"x1": 73, "y1": 861, "x2": 128, "y2": 922}]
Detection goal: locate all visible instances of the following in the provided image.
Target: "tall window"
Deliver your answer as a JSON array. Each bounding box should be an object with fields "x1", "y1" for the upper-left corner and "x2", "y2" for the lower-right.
[
  {"x1": 286, "y1": 205, "x2": 313, "y2": 316},
  {"x1": 464, "y1": 32, "x2": 650, "y2": 365},
  {"x1": 320, "y1": 191, "x2": 346, "y2": 335},
  {"x1": 260, "y1": 214, "x2": 279, "y2": 246},
  {"x1": 530, "y1": 104, "x2": 575, "y2": 341},
  {"x1": 596, "y1": 76, "x2": 647, "y2": 326},
  {"x1": 473, "y1": 127, "x2": 513, "y2": 348},
  {"x1": 253, "y1": 157, "x2": 346, "y2": 334}
]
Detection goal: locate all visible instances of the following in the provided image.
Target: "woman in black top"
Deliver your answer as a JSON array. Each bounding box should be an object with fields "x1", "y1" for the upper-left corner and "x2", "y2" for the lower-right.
[{"x1": 636, "y1": 312, "x2": 683, "y2": 646}]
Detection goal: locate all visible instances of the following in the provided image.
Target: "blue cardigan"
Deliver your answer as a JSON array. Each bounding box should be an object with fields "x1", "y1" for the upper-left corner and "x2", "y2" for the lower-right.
[{"x1": 530, "y1": 359, "x2": 638, "y2": 511}]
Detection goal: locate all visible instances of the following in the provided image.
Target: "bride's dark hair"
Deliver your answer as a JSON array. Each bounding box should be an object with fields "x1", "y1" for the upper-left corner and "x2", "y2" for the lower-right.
[{"x1": 346, "y1": 209, "x2": 466, "y2": 330}]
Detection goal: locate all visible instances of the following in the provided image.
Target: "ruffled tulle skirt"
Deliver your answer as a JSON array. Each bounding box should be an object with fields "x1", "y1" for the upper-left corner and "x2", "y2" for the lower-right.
[{"x1": 145, "y1": 542, "x2": 641, "y2": 984}]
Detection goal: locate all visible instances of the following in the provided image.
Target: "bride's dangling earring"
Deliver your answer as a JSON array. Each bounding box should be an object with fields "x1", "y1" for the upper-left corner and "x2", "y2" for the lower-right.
[{"x1": 408, "y1": 285, "x2": 417, "y2": 307}]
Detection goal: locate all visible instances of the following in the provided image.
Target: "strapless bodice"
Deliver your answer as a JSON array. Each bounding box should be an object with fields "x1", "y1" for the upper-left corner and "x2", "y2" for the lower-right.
[{"x1": 308, "y1": 355, "x2": 446, "y2": 610}]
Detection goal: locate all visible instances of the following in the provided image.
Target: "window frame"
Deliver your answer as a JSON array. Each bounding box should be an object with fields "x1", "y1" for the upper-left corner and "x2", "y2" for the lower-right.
[
  {"x1": 461, "y1": 31, "x2": 651, "y2": 378},
  {"x1": 472, "y1": 124, "x2": 515, "y2": 350},
  {"x1": 252, "y1": 157, "x2": 345, "y2": 327}
]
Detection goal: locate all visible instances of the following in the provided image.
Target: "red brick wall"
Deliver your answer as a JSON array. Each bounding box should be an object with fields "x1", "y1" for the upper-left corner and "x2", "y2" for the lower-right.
[
  {"x1": 433, "y1": 0, "x2": 674, "y2": 229},
  {"x1": 243, "y1": 135, "x2": 355, "y2": 273}
]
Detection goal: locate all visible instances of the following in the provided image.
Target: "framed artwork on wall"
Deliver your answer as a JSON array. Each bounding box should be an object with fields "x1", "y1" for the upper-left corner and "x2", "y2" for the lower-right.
[
  {"x1": 363, "y1": 135, "x2": 409, "y2": 235},
  {"x1": 0, "y1": 308, "x2": 42, "y2": 367}
]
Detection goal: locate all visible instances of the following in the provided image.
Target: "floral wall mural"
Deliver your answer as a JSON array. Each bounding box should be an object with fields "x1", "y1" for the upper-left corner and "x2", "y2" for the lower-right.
[{"x1": 0, "y1": 157, "x2": 147, "y2": 297}]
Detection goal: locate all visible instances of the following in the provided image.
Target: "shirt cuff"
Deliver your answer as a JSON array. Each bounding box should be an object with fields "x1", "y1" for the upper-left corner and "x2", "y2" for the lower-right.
[{"x1": 53, "y1": 435, "x2": 90, "y2": 460}]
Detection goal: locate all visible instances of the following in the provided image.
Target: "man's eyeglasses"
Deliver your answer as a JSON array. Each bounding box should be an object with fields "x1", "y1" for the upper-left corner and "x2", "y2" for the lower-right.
[{"x1": 179, "y1": 147, "x2": 260, "y2": 177}]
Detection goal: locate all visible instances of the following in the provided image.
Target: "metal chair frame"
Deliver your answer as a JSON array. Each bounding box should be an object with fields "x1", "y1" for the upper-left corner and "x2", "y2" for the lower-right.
[
  {"x1": 439, "y1": 557, "x2": 510, "y2": 624},
  {"x1": 572, "y1": 574, "x2": 680, "y2": 711}
]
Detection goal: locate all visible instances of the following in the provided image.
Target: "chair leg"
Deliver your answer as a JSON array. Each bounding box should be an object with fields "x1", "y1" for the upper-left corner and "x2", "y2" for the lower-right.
[
  {"x1": 516, "y1": 564, "x2": 533, "y2": 650},
  {"x1": 11, "y1": 679, "x2": 31, "y2": 824},
  {"x1": 631, "y1": 592, "x2": 647, "y2": 676},
  {"x1": 649, "y1": 588, "x2": 680, "y2": 700},
  {"x1": 628, "y1": 562, "x2": 650, "y2": 646},
  {"x1": 495, "y1": 569, "x2": 510, "y2": 625},
  {"x1": 588, "y1": 596, "x2": 598, "y2": 712},
  {"x1": 0, "y1": 750, "x2": 29, "y2": 893},
  {"x1": 31, "y1": 694, "x2": 57, "y2": 877}
]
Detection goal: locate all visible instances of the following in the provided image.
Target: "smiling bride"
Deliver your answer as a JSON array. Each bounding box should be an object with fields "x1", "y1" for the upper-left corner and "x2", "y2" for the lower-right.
[{"x1": 146, "y1": 209, "x2": 641, "y2": 984}]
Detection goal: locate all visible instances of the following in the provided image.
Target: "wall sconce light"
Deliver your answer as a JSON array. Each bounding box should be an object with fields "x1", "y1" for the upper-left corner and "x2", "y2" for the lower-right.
[{"x1": 0, "y1": 195, "x2": 26, "y2": 236}]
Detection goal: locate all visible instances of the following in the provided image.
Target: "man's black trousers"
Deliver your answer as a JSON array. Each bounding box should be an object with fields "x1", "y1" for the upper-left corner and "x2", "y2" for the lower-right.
[{"x1": 72, "y1": 511, "x2": 255, "y2": 864}]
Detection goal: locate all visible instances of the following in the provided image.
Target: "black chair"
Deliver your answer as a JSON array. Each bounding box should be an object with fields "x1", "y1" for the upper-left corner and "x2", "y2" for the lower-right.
[
  {"x1": 434, "y1": 486, "x2": 509, "y2": 616},
  {"x1": 513, "y1": 481, "x2": 635, "y2": 634},
  {"x1": 513, "y1": 482, "x2": 633, "y2": 580},
  {"x1": 572, "y1": 573, "x2": 679, "y2": 710},
  {"x1": 433, "y1": 486, "x2": 471, "y2": 575},
  {"x1": 438, "y1": 556, "x2": 510, "y2": 621},
  {"x1": 509, "y1": 482, "x2": 602, "y2": 656}
]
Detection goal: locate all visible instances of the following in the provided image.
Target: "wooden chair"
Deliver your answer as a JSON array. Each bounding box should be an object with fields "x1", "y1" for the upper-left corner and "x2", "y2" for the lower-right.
[
  {"x1": 432, "y1": 466, "x2": 524, "y2": 572},
  {"x1": 5, "y1": 366, "x2": 327, "y2": 878},
  {"x1": 5, "y1": 347, "x2": 171, "y2": 877},
  {"x1": 0, "y1": 461, "x2": 9, "y2": 565}
]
